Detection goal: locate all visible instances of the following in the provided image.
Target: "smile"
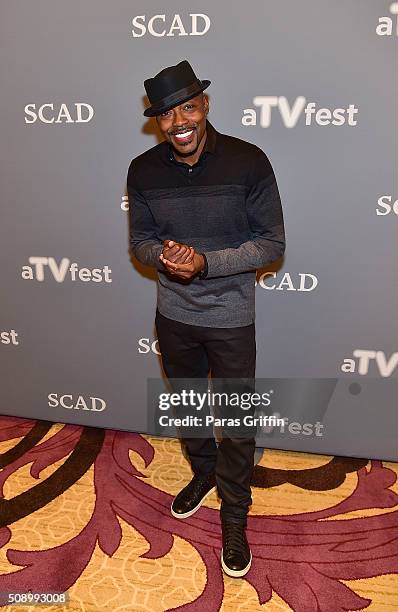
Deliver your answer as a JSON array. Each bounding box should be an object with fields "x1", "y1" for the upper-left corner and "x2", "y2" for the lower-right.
[{"x1": 173, "y1": 129, "x2": 195, "y2": 142}]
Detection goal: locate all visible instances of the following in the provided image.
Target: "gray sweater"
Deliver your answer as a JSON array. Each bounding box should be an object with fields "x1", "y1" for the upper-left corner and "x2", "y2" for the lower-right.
[{"x1": 127, "y1": 120, "x2": 285, "y2": 328}]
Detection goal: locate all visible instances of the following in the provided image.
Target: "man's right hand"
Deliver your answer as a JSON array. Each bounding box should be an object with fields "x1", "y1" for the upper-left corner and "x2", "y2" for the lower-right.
[
  {"x1": 160, "y1": 240, "x2": 204, "y2": 279},
  {"x1": 161, "y1": 240, "x2": 194, "y2": 264}
]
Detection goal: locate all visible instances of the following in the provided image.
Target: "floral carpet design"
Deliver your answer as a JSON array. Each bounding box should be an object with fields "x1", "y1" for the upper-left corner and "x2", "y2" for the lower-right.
[{"x1": 0, "y1": 414, "x2": 397, "y2": 611}]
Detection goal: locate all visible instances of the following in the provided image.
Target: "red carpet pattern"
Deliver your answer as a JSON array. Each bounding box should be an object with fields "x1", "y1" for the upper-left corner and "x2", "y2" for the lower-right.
[{"x1": 0, "y1": 415, "x2": 397, "y2": 611}]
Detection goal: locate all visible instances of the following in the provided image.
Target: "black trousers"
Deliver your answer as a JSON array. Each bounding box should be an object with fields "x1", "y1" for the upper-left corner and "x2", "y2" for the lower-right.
[{"x1": 155, "y1": 308, "x2": 256, "y2": 526}]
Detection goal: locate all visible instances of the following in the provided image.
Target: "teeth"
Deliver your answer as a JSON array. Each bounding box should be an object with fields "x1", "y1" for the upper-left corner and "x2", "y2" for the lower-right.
[{"x1": 174, "y1": 129, "x2": 194, "y2": 139}]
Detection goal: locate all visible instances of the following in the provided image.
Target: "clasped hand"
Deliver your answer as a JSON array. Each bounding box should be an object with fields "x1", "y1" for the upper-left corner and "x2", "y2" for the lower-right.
[{"x1": 159, "y1": 240, "x2": 204, "y2": 280}]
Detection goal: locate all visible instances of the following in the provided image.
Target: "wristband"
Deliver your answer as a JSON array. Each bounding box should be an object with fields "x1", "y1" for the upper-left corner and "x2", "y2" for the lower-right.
[{"x1": 197, "y1": 253, "x2": 208, "y2": 279}]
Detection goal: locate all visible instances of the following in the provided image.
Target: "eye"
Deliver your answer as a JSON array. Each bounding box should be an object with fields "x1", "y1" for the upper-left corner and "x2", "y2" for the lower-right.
[{"x1": 184, "y1": 104, "x2": 193, "y2": 110}]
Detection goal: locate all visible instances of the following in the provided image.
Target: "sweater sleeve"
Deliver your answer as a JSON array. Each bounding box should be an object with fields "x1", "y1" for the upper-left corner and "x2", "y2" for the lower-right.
[
  {"x1": 202, "y1": 149, "x2": 286, "y2": 278},
  {"x1": 127, "y1": 162, "x2": 165, "y2": 272}
]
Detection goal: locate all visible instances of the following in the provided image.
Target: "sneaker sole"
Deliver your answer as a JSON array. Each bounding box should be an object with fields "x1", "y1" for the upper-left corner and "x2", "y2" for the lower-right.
[
  {"x1": 221, "y1": 549, "x2": 252, "y2": 578},
  {"x1": 170, "y1": 485, "x2": 217, "y2": 519}
]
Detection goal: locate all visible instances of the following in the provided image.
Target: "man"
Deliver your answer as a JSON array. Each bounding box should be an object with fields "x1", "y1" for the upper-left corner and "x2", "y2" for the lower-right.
[{"x1": 127, "y1": 60, "x2": 285, "y2": 578}]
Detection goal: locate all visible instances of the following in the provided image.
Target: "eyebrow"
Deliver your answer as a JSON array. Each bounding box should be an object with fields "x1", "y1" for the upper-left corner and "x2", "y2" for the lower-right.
[
  {"x1": 168, "y1": 100, "x2": 197, "y2": 112},
  {"x1": 159, "y1": 98, "x2": 200, "y2": 116}
]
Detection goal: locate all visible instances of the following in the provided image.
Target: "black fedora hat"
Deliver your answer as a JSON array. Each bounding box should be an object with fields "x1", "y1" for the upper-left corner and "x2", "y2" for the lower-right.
[{"x1": 143, "y1": 60, "x2": 210, "y2": 117}]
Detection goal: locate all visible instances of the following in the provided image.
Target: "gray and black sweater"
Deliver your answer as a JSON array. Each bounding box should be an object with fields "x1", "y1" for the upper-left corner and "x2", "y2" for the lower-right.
[{"x1": 127, "y1": 119, "x2": 286, "y2": 328}]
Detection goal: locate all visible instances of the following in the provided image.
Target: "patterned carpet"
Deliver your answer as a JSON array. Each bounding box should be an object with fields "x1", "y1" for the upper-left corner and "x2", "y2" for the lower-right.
[{"x1": 0, "y1": 415, "x2": 397, "y2": 611}]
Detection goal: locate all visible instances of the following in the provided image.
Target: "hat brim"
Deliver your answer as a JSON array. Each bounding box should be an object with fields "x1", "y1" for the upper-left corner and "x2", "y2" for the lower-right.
[{"x1": 143, "y1": 80, "x2": 211, "y2": 117}]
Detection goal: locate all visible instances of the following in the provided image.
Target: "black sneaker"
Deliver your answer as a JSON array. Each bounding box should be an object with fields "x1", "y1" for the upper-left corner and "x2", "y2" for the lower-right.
[
  {"x1": 221, "y1": 520, "x2": 252, "y2": 578},
  {"x1": 171, "y1": 472, "x2": 217, "y2": 519}
]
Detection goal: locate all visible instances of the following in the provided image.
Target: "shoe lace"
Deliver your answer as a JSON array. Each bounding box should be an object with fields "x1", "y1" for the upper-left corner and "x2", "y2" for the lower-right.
[
  {"x1": 189, "y1": 473, "x2": 214, "y2": 495},
  {"x1": 223, "y1": 523, "x2": 246, "y2": 552}
]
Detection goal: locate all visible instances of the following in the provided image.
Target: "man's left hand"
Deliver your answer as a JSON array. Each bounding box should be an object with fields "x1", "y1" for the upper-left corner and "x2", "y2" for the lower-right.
[{"x1": 160, "y1": 247, "x2": 205, "y2": 280}]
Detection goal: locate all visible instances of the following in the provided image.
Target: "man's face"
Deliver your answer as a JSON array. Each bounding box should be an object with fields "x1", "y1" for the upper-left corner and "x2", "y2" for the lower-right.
[{"x1": 155, "y1": 93, "x2": 209, "y2": 157}]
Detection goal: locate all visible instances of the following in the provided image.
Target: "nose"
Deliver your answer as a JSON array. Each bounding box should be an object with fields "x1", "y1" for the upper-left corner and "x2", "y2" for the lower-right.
[{"x1": 172, "y1": 107, "x2": 188, "y2": 130}]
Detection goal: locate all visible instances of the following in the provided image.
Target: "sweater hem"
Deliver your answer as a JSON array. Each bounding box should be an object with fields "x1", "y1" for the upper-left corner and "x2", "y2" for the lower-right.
[{"x1": 156, "y1": 305, "x2": 255, "y2": 329}]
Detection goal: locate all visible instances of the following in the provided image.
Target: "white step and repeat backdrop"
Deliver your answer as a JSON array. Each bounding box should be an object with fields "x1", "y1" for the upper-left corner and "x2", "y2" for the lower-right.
[{"x1": 1, "y1": 2, "x2": 397, "y2": 459}]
